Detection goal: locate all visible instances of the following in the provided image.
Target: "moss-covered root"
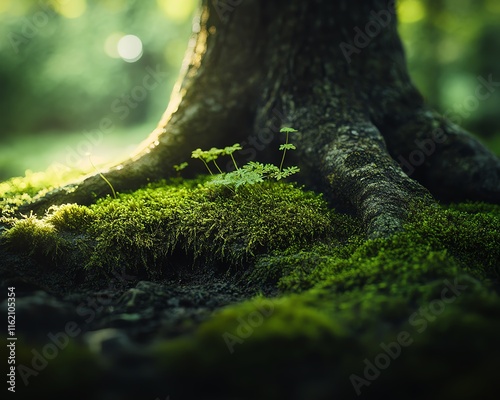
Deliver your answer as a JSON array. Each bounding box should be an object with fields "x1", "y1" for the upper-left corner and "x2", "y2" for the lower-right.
[{"x1": 295, "y1": 120, "x2": 435, "y2": 239}]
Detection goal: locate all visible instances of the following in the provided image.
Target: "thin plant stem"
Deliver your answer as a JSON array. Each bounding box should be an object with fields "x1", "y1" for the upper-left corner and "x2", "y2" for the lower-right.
[
  {"x1": 88, "y1": 155, "x2": 117, "y2": 199},
  {"x1": 213, "y1": 160, "x2": 223, "y2": 174},
  {"x1": 230, "y1": 154, "x2": 239, "y2": 170},
  {"x1": 279, "y1": 131, "x2": 289, "y2": 172},
  {"x1": 202, "y1": 160, "x2": 213, "y2": 175}
]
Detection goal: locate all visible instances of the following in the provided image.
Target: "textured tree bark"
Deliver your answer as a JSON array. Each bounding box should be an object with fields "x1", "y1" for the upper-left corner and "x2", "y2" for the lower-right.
[{"x1": 21, "y1": 0, "x2": 500, "y2": 238}]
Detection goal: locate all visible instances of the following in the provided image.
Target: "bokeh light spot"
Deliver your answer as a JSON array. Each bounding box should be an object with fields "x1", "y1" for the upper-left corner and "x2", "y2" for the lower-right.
[
  {"x1": 156, "y1": 0, "x2": 197, "y2": 22},
  {"x1": 51, "y1": 0, "x2": 87, "y2": 19},
  {"x1": 398, "y1": 0, "x2": 425, "y2": 24},
  {"x1": 7, "y1": 1, "x2": 30, "y2": 16},
  {"x1": 117, "y1": 34, "x2": 143, "y2": 63},
  {"x1": 102, "y1": 0, "x2": 127, "y2": 12},
  {"x1": 104, "y1": 32, "x2": 124, "y2": 58},
  {"x1": 0, "y1": 0, "x2": 11, "y2": 14}
]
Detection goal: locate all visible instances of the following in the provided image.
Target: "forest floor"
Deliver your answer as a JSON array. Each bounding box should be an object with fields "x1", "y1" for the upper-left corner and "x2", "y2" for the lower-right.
[{"x1": 1, "y1": 175, "x2": 499, "y2": 399}]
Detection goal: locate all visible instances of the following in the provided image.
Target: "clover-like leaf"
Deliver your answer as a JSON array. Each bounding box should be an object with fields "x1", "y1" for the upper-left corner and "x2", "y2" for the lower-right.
[
  {"x1": 205, "y1": 147, "x2": 224, "y2": 162},
  {"x1": 191, "y1": 148, "x2": 204, "y2": 159},
  {"x1": 244, "y1": 161, "x2": 264, "y2": 173},
  {"x1": 280, "y1": 127, "x2": 298, "y2": 133},
  {"x1": 173, "y1": 162, "x2": 188, "y2": 172},
  {"x1": 279, "y1": 143, "x2": 297, "y2": 151},
  {"x1": 237, "y1": 170, "x2": 263, "y2": 188},
  {"x1": 223, "y1": 143, "x2": 243, "y2": 155}
]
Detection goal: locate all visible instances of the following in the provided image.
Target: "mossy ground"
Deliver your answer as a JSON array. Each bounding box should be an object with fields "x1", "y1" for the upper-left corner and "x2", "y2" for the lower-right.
[
  {"x1": 149, "y1": 197, "x2": 500, "y2": 399},
  {"x1": 2, "y1": 176, "x2": 353, "y2": 275},
  {"x1": 1, "y1": 174, "x2": 499, "y2": 399}
]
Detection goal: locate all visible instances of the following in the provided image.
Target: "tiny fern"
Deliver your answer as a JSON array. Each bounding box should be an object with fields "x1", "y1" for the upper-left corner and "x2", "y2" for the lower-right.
[{"x1": 190, "y1": 127, "x2": 300, "y2": 190}]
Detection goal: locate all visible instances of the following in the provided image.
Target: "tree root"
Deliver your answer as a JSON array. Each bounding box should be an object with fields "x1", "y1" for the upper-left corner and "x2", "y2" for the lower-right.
[
  {"x1": 288, "y1": 120, "x2": 435, "y2": 239},
  {"x1": 381, "y1": 108, "x2": 500, "y2": 204}
]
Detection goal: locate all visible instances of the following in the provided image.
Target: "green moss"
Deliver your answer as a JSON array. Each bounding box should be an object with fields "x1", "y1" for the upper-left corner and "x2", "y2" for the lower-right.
[
  {"x1": 446, "y1": 201, "x2": 500, "y2": 216},
  {"x1": 2, "y1": 178, "x2": 347, "y2": 275},
  {"x1": 2, "y1": 177, "x2": 498, "y2": 285},
  {"x1": 407, "y1": 204, "x2": 500, "y2": 279},
  {"x1": 2, "y1": 214, "x2": 67, "y2": 260},
  {"x1": 152, "y1": 280, "x2": 500, "y2": 399},
  {"x1": 84, "y1": 179, "x2": 344, "y2": 273},
  {"x1": 147, "y1": 224, "x2": 500, "y2": 398},
  {"x1": 45, "y1": 204, "x2": 95, "y2": 232},
  {"x1": 142, "y1": 199, "x2": 500, "y2": 398},
  {"x1": 0, "y1": 166, "x2": 89, "y2": 215},
  {"x1": 249, "y1": 203, "x2": 499, "y2": 293}
]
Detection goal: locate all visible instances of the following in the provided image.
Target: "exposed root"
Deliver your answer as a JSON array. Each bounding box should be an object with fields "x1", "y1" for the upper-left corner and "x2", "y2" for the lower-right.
[
  {"x1": 292, "y1": 121, "x2": 434, "y2": 239},
  {"x1": 382, "y1": 108, "x2": 500, "y2": 204}
]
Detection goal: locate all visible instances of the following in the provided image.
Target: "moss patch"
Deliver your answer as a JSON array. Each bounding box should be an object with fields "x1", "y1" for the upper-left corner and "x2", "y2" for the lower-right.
[
  {"x1": 0, "y1": 166, "x2": 89, "y2": 215},
  {"x1": 146, "y1": 199, "x2": 500, "y2": 399},
  {"x1": 1, "y1": 178, "x2": 497, "y2": 286},
  {"x1": 2, "y1": 178, "x2": 355, "y2": 275},
  {"x1": 152, "y1": 277, "x2": 500, "y2": 399},
  {"x1": 249, "y1": 201, "x2": 500, "y2": 293},
  {"x1": 2, "y1": 214, "x2": 68, "y2": 260}
]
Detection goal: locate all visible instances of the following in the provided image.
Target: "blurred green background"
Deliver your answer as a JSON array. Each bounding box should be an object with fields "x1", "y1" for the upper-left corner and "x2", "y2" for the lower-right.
[
  {"x1": 0, "y1": 0, "x2": 499, "y2": 181},
  {"x1": 0, "y1": 0, "x2": 198, "y2": 181}
]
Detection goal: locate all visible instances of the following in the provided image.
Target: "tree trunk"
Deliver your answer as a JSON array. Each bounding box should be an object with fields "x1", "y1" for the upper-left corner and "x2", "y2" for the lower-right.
[{"x1": 22, "y1": 0, "x2": 500, "y2": 238}]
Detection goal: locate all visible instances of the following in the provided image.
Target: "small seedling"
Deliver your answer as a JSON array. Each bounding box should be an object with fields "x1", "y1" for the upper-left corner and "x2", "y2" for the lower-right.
[
  {"x1": 279, "y1": 127, "x2": 298, "y2": 172},
  {"x1": 205, "y1": 148, "x2": 224, "y2": 173},
  {"x1": 191, "y1": 148, "x2": 213, "y2": 174},
  {"x1": 88, "y1": 154, "x2": 116, "y2": 199},
  {"x1": 223, "y1": 143, "x2": 243, "y2": 171},
  {"x1": 191, "y1": 148, "x2": 224, "y2": 174},
  {"x1": 192, "y1": 127, "x2": 300, "y2": 191},
  {"x1": 173, "y1": 162, "x2": 188, "y2": 172},
  {"x1": 173, "y1": 162, "x2": 189, "y2": 178}
]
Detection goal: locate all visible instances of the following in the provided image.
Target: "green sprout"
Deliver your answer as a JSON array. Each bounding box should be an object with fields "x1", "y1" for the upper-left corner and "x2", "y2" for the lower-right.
[
  {"x1": 206, "y1": 147, "x2": 224, "y2": 174},
  {"x1": 193, "y1": 127, "x2": 300, "y2": 190},
  {"x1": 223, "y1": 143, "x2": 243, "y2": 171},
  {"x1": 191, "y1": 148, "x2": 224, "y2": 174},
  {"x1": 88, "y1": 154, "x2": 116, "y2": 199},
  {"x1": 279, "y1": 127, "x2": 298, "y2": 172},
  {"x1": 191, "y1": 148, "x2": 213, "y2": 175},
  {"x1": 173, "y1": 162, "x2": 189, "y2": 172},
  {"x1": 173, "y1": 162, "x2": 189, "y2": 178}
]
